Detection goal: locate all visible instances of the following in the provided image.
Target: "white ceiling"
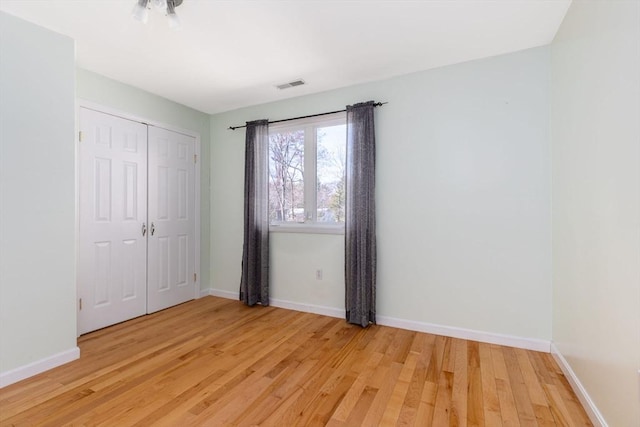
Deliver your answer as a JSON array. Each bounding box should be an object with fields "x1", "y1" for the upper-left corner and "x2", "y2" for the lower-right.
[{"x1": 0, "y1": 0, "x2": 571, "y2": 114}]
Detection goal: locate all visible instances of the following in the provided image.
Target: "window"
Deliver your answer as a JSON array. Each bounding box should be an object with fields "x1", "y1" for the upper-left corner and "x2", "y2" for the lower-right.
[{"x1": 268, "y1": 113, "x2": 346, "y2": 232}]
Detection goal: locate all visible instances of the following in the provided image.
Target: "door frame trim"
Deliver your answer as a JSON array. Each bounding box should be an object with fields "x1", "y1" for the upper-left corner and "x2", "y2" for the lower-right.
[{"x1": 76, "y1": 100, "x2": 202, "y2": 336}]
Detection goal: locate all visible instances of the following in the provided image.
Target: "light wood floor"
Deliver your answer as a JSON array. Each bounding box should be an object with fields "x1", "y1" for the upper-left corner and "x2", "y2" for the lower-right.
[{"x1": 0, "y1": 296, "x2": 591, "y2": 426}]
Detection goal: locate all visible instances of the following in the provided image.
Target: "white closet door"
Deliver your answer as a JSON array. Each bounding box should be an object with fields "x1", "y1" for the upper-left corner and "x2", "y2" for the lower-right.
[
  {"x1": 147, "y1": 126, "x2": 196, "y2": 313},
  {"x1": 78, "y1": 108, "x2": 148, "y2": 334}
]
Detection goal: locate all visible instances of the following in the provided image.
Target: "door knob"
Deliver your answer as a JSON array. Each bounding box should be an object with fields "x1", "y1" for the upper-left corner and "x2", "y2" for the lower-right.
[
  {"x1": 151, "y1": 222, "x2": 156, "y2": 236},
  {"x1": 142, "y1": 223, "x2": 147, "y2": 236}
]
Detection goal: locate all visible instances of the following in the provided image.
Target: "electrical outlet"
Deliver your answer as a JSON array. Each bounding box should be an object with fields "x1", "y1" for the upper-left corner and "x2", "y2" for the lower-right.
[{"x1": 316, "y1": 269, "x2": 323, "y2": 280}]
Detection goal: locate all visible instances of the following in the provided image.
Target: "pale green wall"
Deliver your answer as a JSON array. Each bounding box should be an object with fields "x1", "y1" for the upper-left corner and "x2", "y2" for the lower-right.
[
  {"x1": 551, "y1": 1, "x2": 640, "y2": 425},
  {"x1": 76, "y1": 69, "x2": 211, "y2": 291},
  {"x1": 210, "y1": 47, "x2": 552, "y2": 340},
  {"x1": 0, "y1": 12, "x2": 77, "y2": 373}
]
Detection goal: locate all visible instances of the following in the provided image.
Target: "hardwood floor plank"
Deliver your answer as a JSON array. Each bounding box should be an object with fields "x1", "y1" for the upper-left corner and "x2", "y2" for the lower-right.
[
  {"x1": 379, "y1": 351, "x2": 418, "y2": 425},
  {"x1": 491, "y1": 345, "x2": 522, "y2": 427},
  {"x1": 536, "y1": 353, "x2": 593, "y2": 426},
  {"x1": 451, "y1": 338, "x2": 469, "y2": 426},
  {"x1": 478, "y1": 343, "x2": 503, "y2": 427},
  {"x1": 431, "y1": 336, "x2": 454, "y2": 426},
  {"x1": 542, "y1": 382, "x2": 581, "y2": 427},
  {"x1": 359, "y1": 361, "x2": 403, "y2": 426},
  {"x1": 342, "y1": 384, "x2": 378, "y2": 426},
  {"x1": 433, "y1": 371, "x2": 454, "y2": 426},
  {"x1": 416, "y1": 379, "x2": 438, "y2": 426},
  {"x1": 514, "y1": 348, "x2": 556, "y2": 426},
  {"x1": 502, "y1": 347, "x2": 538, "y2": 426},
  {"x1": 258, "y1": 323, "x2": 363, "y2": 426},
  {"x1": 467, "y1": 340, "x2": 485, "y2": 427},
  {"x1": 0, "y1": 297, "x2": 592, "y2": 426},
  {"x1": 396, "y1": 333, "x2": 432, "y2": 426},
  {"x1": 328, "y1": 351, "x2": 383, "y2": 422}
]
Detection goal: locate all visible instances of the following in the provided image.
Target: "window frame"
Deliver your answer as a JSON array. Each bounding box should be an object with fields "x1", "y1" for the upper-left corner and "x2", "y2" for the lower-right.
[{"x1": 268, "y1": 112, "x2": 346, "y2": 234}]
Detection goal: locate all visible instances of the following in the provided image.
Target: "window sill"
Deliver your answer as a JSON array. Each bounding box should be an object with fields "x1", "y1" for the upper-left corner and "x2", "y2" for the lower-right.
[{"x1": 269, "y1": 223, "x2": 344, "y2": 235}]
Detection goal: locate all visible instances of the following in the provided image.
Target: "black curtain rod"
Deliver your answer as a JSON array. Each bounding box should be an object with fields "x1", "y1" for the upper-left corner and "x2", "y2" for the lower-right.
[{"x1": 228, "y1": 102, "x2": 387, "y2": 130}]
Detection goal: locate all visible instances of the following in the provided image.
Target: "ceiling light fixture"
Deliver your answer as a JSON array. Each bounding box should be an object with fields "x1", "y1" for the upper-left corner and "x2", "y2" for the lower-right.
[{"x1": 132, "y1": 0, "x2": 183, "y2": 28}]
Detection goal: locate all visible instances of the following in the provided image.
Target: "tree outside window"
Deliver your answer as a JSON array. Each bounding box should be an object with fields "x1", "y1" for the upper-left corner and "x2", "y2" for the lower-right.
[{"x1": 268, "y1": 115, "x2": 345, "y2": 227}]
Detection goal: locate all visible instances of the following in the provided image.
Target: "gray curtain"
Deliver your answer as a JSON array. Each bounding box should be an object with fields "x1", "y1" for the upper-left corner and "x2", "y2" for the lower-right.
[
  {"x1": 240, "y1": 119, "x2": 270, "y2": 306},
  {"x1": 345, "y1": 101, "x2": 377, "y2": 327}
]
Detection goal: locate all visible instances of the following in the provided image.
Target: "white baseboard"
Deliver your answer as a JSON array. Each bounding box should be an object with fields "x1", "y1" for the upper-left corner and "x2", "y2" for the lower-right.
[
  {"x1": 207, "y1": 288, "x2": 238, "y2": 299},
  {"x1": 270, "y1": 298, "x2": 344, "y2": 319},
  {"x1": 0, "y1": 347, "x2": 80, "y2": 388},
  {"x1": 204, "y1": 288, "x2": 550, "y2": 352},
  {"x1": 206, "y1": 289, "x2": 344, "y2": 318},
  {"x1": 377, "y1": 315, "x2": 551, "y2": 352},
  {"x1": 550, "y1": 343, "x2": 607, "y2": 427},
  {"x1": 200, "y1": 288, "x2": 214, "y2": 298}
]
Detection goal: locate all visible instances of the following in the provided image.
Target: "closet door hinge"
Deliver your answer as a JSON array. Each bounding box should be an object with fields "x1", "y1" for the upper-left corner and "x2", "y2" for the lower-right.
[
  {"x1": 79, "y1": 131, "x2": 83, "y2": 142},
  {"x1": 79, "y1": 298, "x2": 83, "y2": 311},
  {"x1": 193, "y1": 273, "x2": 197, "y2": 282},
  {"x1": 194, "y1": 154, "x2": 197, "y2": 164}
]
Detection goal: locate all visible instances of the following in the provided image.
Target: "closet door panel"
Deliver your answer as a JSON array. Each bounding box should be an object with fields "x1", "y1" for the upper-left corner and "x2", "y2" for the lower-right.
[
  {"x1": 147, "y1": 126, "x2": 196, "y2": 313},
  {"x1": 78, "y1": 108, "x2": 148, "y2": 334}
]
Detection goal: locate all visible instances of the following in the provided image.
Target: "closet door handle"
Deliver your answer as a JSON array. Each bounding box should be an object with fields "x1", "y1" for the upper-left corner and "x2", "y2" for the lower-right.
[
  {"x1": 151, "y1": 222, "x2": 155, "y2": 236},
  {"x1": 142, "y1": 223, "x2": 147, "y2": 237}
]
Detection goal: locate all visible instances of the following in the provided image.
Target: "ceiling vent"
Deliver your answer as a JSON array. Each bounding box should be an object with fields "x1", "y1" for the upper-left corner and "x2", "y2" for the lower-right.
[{"x1": 276, "y1": 79, "x2": 306, "y2": 90}]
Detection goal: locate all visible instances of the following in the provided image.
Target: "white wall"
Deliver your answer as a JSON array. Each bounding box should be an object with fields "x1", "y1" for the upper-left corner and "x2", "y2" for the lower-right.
[
  {"x1": 210, "y1": 46, "x2": 552, "y2": 342},
  {"x1": 551, "y1": 1, "x2": 640, "y2": 425},
  {"x1": 76, "y1": 69, "x2": 211, "y2": 290},
  {"x1": 0, "y1": 12, "x2": 77, "y2": 376}
]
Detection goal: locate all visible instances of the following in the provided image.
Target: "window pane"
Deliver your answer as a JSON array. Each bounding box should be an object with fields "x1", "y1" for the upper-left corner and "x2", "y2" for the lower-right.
[
  {"x1": 269, "y1": 130, "x2": 305, "y2": 222},
  {"x1": 317, "y1": 125, "x2": 346, "y2": 223}
]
